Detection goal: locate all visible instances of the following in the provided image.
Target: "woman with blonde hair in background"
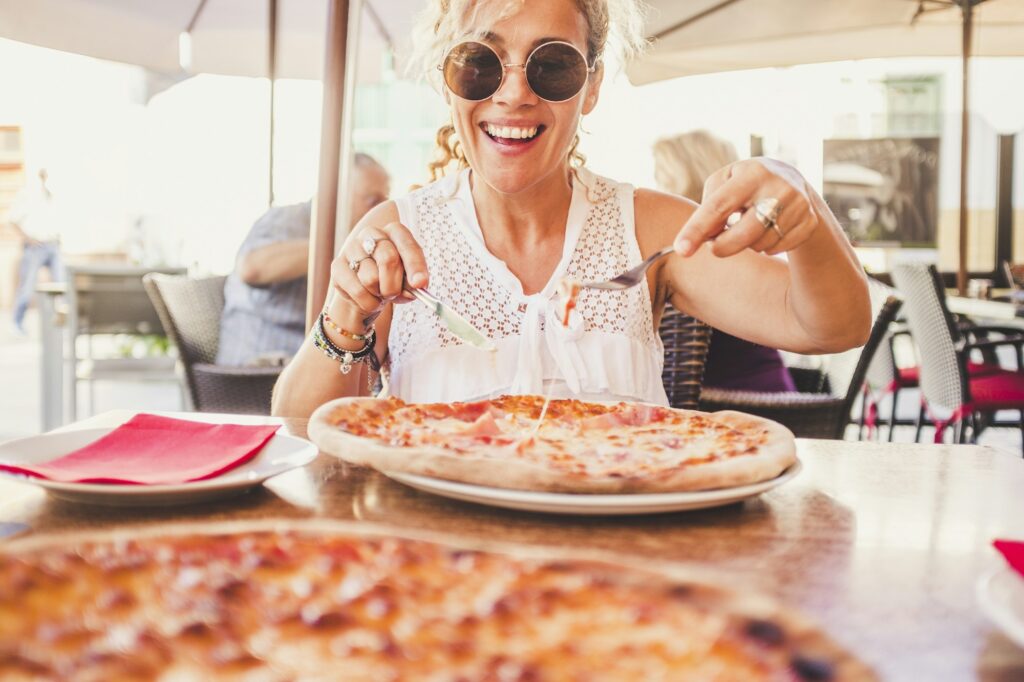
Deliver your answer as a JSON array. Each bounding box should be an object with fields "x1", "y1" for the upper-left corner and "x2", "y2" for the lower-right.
[
  {"x1": 273, "y1": 0, "x2": 869, "y2": 417},
  {"x1": 653, "y1": 131, "x2": 796, "y2": 392}
]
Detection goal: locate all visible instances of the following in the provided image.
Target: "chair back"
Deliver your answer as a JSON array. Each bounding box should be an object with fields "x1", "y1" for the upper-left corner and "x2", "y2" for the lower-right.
[
  {"x1": 659, "y1": 305, "x2": 711, "y2": 409},
  {"x1": 66, "y1": 265, "x2": 185, "y2": 336},
  {"x1": 143, "y1": 273, "x2": 226, "y2": 396},
  {"x1": 831, "y1": 295, "x2": 904, "y2": 417},
  {"x1": 891, "y1": 263, "x2": 964, "y2": 412}
]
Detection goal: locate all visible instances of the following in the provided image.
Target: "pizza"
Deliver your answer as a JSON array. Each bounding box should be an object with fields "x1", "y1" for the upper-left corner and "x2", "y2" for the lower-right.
[
  {"x1": 308, "y1": 395, "x2": 796, "y2": 494},
  {"x1": 0, "y1": 521, "x2": 873, "y2": 680}
]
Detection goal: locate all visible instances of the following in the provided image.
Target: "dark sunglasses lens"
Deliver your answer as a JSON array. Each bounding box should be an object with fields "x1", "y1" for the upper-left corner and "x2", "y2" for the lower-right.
[
  {"x1": 443, "y1": 42, "x2": 502, "y2": 100},
  {"x1": 526, "y1": 43, "x2": 588, "y2": 101}
]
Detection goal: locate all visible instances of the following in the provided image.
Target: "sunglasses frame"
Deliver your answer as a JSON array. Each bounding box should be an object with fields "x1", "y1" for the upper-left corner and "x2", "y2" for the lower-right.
[{"x1": 438, "y1": 40, "x2": 597, "y2": 103}]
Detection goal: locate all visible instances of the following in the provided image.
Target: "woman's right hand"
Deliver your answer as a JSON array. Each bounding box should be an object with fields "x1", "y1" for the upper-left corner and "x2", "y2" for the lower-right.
[{"x1": 329, "y1": 221, "x2": 429, "y2": 320}]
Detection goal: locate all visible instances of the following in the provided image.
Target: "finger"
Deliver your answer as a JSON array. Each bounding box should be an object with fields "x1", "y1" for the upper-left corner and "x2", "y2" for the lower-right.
[
  {"x1": 675, "y1": 171, "x2": 761, "y2": 257},
  {"x1": 710, "y1": 209, "x2": 769, "y2": 258},
  {"x1": 371, "y1": 239, "x2": 404, "y2": 299},
  {"x1": 382, "y1": 222, "x2": 429, "y2": 288},
  {"x1": 765, "y1": 217, "x2": 815, "y2": 256},
  {"x1": 330, "y1": 256, "x2": 382, "y2": 314},
  {"x1": 750, "y1": 223, "x2": 782, "y2": 253},
  {"x1": 700, "y1": 164, "x2": 733, "y2": 203}
]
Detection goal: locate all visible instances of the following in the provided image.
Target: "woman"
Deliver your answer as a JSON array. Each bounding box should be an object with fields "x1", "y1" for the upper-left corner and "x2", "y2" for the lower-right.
[
  {"x1": 272, "y1": 0, "x2": 870, "y2": 418},
  {"x1": 653, "y1": 130, "x2": 796, "y2": 393}
]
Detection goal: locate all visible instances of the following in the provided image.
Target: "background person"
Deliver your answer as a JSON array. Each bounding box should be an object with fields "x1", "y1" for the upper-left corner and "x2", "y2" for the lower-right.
[
  {"x1": 216, "y1": 153, "x2": 390, "y2": 366},
  {"x1": 8, "y1": 168, "x2": 63, "y2": 336},
  {"x1": 653, "y1": 131, "x2": 796, "y2": 392}
]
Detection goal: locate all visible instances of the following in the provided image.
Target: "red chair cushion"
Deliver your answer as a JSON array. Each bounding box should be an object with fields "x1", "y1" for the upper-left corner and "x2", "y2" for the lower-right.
[
  {"x1": 897, "y1": 362, "x2": 1004, "y2": 387},
  {"x1": 969, "y1": 369, "x2": 1024, "y2": 411}
]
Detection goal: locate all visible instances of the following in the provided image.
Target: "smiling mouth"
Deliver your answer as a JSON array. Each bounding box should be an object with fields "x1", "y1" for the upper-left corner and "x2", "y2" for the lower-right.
[{"x1": 481, "y1": 123, "x2": 546, "y2": 145}]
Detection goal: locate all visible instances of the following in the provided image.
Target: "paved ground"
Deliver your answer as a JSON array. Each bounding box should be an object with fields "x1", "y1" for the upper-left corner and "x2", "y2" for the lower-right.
[{"x1": 0, "y1": 307, "x2": 1020, "y2": 456}]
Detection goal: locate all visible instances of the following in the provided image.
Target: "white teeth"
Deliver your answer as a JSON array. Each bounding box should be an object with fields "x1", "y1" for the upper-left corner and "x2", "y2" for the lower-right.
[{"x1": 485, "y1": 123, "x2": 538, "y2": 140}]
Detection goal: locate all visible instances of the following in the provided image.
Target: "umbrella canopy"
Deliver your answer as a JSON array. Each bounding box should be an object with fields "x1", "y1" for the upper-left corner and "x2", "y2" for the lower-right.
[
  {"x1": 0, "y1": 0, "x2": 419, "y2": 80},
  {"x1": 630, "y1": 0, "x2": 1024, "y2": 294},
  {"x1": 630, "y1": 0, "x2": 1024, "y2": 84}
]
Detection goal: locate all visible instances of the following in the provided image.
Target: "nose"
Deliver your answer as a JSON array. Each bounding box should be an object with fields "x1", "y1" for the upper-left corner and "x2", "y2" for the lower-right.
[{"x1": 492, "y1": 63, "x2": 537, "y2": 106}]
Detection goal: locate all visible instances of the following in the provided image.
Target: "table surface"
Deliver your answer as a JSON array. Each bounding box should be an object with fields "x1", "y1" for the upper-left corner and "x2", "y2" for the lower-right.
[{"x1": 1, "y1": 411, "x2": 1023, "y2": 681}]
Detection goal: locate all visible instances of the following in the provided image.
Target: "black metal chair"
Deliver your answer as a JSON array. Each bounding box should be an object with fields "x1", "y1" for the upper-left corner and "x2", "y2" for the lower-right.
[{"x1": 143, "y1": 273, "x2": 281, "y2": 415}]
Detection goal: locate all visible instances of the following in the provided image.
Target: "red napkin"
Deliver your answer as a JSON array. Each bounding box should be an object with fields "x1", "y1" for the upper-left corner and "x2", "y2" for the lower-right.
[
  {"x1": 0, "y1": 414, "x2": 279, "y2": 485},
  {"x1": 994, "y1": 540, "x2": 1024, "y2": 578}
]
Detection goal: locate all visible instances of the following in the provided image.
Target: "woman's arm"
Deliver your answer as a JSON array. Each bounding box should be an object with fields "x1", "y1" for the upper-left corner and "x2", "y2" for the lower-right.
[
  {"x1": 271, "y1": 200, "x2": 427, "y2": 418},
  {"x1": 640, "y1": 159, "x2": 871, "y2": 354}
]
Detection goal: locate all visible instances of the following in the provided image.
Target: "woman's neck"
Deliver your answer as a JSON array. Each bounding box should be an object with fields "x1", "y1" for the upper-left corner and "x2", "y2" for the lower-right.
[
  {"x1": 469, "y1": 167, "x2": 574, "y2": 250},
  {"x1": 467, "y1": 165, "x2": 576, "y2": 296}
]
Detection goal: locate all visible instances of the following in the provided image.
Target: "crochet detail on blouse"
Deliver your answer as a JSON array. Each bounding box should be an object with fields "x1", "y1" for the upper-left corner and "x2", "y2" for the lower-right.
[{"x1": 389, "y1": 171, "x2": 658, "y2": 371}]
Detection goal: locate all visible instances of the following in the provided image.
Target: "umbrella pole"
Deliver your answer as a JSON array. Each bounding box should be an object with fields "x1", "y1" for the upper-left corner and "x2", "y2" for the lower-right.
[
  {"x1": 957, "y1": 0, "x2": 974, "y2": 296},
  {"x1": 307, "y1": 0, "x2": 352, "y2": 329},
  {"x1": 268, "y1": 0, "x2": 278, "y2": 207}
]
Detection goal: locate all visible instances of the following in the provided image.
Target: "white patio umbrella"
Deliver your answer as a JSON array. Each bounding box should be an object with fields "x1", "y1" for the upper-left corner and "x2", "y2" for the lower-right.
[{"x1": 630, "y1": 0, "x2": 1024, "y2": 294}]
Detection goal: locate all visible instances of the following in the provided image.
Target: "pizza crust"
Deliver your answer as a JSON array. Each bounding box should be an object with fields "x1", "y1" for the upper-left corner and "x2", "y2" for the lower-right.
[{"x1": 308, "y1": 397, "x2": 797, "y2": 494}]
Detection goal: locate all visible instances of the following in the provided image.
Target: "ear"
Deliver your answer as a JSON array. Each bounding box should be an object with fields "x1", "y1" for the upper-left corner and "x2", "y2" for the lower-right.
[{"x1": 581, "y1": 62, "x2": 603, "y2": 115}]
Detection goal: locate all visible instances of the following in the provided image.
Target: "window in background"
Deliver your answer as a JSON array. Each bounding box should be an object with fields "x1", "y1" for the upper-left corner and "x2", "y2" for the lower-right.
[{"x1": 884, "y1": 75, "x2": 942, "y2": 137}]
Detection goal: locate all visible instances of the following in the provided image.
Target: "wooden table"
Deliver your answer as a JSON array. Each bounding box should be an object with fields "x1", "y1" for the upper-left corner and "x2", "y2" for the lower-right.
[
  {"x1": 947, "y1": 294, "x2": 1023, "y2": 323},
  {"x1": 2, "y1": 412, "x2": 1024, "y2": 681}
]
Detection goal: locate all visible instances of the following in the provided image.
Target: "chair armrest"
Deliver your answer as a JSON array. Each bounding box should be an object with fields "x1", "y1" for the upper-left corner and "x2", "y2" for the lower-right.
[
  {"x1": 192, "y1": 363, "x2": 284, "y2": 378},
  {"x1": 699, "y1": 389, "x2": 846, "y2": 439},
  {"x1": 960, "y1": 338, "x2": 1024, "y2": 371},
  {"x1": 962, "y1": 325, "x2": 1024, "y2": 339}
]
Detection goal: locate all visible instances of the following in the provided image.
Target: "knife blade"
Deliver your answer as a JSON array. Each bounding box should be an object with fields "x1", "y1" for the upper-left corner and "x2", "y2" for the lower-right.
[{"x1": 406, "y1": 287, "x2": 497, "y2": 352}]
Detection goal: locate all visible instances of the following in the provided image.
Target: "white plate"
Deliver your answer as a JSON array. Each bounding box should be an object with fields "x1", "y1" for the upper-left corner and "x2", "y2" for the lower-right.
[
  {"x1": 977, "y1": 567, "x2": 1024, "y2": 649},
  {"x1": 383, "y1": 460, "x2": 802, "y2": 516},
  {"x1": 0, "y1": 426, "x2": 318, "y2": 506}
]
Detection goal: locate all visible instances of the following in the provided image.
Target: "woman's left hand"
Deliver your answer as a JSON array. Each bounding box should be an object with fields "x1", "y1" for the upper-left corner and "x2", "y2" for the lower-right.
[{"x1": 673, "y1": 158, "x2": 823, "y2": 258}]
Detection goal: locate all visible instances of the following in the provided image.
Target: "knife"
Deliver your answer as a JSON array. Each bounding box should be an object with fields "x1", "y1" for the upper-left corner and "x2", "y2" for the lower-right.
[{"x1": 406, "y1": 287, "x2": 497, "y2": 352}]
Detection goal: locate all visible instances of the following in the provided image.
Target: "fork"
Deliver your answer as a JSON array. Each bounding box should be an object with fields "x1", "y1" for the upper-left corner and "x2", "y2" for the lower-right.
[{"x1": 578, "y1": 246, "x2": 675, "y2": 291}]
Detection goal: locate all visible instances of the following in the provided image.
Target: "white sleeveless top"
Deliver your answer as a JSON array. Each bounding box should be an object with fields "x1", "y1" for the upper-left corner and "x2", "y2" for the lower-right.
[{"x1": 390, "y1": 167, "x2": 668, "y2": 406}]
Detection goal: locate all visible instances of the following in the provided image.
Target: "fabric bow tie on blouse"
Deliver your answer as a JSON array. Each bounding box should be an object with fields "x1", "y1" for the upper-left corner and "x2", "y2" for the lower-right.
[
  {"x1": 994, "y1": 539, "x2": 1024, "y2": 578},
  {"x1": 510, "y1": 293, "x2": 587, "y2": 395},
  {"x1": 0, "y1": 414, "x2": 279, "y2": 485}
]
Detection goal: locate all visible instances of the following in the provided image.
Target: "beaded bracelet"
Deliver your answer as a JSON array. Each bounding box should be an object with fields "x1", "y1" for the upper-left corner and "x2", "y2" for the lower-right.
[
  {"x1": 312, "y1": 312, "x2": 378, "y2": 374},
  {"x1": 321, "y1": 308, "x2": 373, "y2": 342}
]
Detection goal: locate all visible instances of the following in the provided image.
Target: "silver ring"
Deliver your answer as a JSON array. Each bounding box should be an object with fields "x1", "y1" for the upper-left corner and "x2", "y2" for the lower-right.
[
  {"x1": 725, "y1": 211, "x2": 743, "y2": 228},
  {"x1": 362, "y1": 236, "x2": 379, "y2": 257},
  {"x1": 349, "y1": 255, "x2": 373, "y2": 272},
  {"x1": 753, "y1": 197, "x2": 781, "y2": 229},
  {"x1": 769, "y1": 222, "x2": 785, "y2": 240}
]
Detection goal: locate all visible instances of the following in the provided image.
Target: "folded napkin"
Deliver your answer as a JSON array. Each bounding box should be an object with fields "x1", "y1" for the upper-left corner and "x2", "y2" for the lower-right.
[
  {"x1": 994, "y1": 540, "x2": 1024, "y2": 578},
  {"x1": 0, "y1": 414, "x2": 279, "y2": 485}
]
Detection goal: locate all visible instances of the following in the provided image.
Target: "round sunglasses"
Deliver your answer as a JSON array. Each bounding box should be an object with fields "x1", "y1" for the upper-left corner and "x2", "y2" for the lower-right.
[{"x1": 440, "y1": 40, "x2": 596, "y2": 103}]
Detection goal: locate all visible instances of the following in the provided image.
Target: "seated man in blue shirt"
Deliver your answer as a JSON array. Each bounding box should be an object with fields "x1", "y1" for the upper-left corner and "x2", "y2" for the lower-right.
[{"x1": 217, "y1": 153, "x2": 390, "y2": 365}]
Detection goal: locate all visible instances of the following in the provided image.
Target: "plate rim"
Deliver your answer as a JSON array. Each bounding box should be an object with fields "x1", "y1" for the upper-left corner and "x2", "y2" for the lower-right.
[
  {"x1": 0, "y1": 426, "x2": 318, "y2": 496},
  {"x1": 977, "y1": 566, "x2": 1024, "y2": 649},
  {"x1": 384, "y1": 458, "x2": 802, "y2": 507}
]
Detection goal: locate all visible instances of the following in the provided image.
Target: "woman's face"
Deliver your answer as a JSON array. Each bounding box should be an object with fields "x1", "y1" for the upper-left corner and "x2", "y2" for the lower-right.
[{"x1": 447, "y1": 0, "x2": 602, "y2": 196}]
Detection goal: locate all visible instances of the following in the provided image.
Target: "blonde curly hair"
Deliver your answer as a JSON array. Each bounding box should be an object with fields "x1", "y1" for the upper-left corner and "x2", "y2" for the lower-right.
[{"x1": 410, "y1": 0, "x2": 648, "y2": 182}]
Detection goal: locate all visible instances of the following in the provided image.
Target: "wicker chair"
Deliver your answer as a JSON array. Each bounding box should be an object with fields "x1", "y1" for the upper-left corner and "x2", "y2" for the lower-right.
[
  {"x1": 891, "y1": 263, "x2": 1024, "y2": 447},
  {"x1": 143, "y1": 273, "x2": 281, "y2": 415},
  {"x1": 698, "y1": 296, "x2": 903, "y2": 439},
  {"x1": 658, "y1": 305, "x2": 712, "y2": 409}
]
